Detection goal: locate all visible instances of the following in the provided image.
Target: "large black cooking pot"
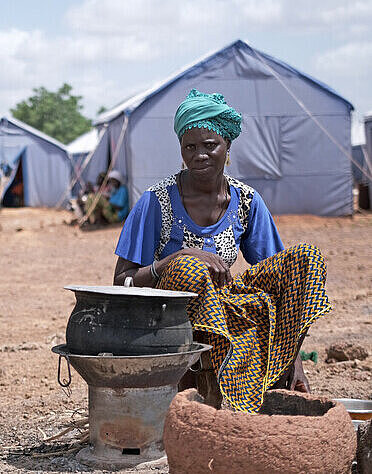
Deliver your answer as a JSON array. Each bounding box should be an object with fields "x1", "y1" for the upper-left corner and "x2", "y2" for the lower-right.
[{"x1": 65, "y1": 285, "x2": 197, "y2": 356}]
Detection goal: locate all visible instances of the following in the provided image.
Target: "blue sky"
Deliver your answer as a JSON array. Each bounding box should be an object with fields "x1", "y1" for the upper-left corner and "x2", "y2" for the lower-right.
[{"x1": 1, "y1": 0, "x2": 371, "y2": 142}]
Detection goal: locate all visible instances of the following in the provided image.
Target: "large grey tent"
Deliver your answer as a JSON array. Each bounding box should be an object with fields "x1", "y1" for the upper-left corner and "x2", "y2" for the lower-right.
[
  {"x1": 0, "y1": 117, "x2": 71, "y2": 207},
  {"x1": 90, "y1": 39, "x2": 354, "y2": 215}
]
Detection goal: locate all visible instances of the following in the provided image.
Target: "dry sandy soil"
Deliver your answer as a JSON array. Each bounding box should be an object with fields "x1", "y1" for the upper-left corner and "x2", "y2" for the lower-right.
[{"x1": 0, "y1": 207, "x2": 371, "y2": 473}]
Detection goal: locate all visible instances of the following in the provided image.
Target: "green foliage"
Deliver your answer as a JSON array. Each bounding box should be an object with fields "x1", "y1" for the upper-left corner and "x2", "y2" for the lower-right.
[
  {"x1": 97, "y1": 105, "x2": 108, "y2": 115},
  {"x1": 11, "y1": 83, "x2": 92, "y2": 144}
]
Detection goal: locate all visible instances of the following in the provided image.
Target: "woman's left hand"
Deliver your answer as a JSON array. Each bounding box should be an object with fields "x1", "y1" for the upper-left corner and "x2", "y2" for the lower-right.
[{"x1": 288, "y1": 354, "x2": 310, "y2": 393}]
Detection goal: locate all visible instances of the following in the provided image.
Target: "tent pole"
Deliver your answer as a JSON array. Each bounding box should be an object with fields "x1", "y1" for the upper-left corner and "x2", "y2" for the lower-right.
[
  {"x1": 55, "y1": 126, "x2": 108, "y2": 209},
  {"x1": 79, "y1": 114, "x2": 129, "y2": 225}
]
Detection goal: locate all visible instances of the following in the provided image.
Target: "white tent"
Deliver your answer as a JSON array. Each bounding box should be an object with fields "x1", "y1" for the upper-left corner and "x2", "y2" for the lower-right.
[{"x1": 67, "y1": 128, "x2": 99, "y2": 156}]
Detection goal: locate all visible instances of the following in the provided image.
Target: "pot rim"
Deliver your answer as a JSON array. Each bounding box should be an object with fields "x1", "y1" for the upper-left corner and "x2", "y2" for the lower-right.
[{"x1": 64, "y1": 285, "x2": 198, "y2": 299}]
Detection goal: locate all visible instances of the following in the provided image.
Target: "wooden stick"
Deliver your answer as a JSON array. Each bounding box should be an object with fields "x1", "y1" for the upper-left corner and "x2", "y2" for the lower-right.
[
  {"x1": 0, "y1": 446, "x2": 23, "y2": 453},
  {"x1": 79, "y1": 432, "x2": 89, "y2": 443},
  {"x1": 61, "y1": 417, "x2": 89, "y2": 429},
  {"x1": 37, "y1": 426, "x2": 47, "y2": 440},
  {"x1": 70, "y1": 417, "x2": 89, "y2": 427},
  {"x1": 30, "y1": 446, "x2": 80, "y2": 458},
  {"x1": 42, "y1": 417, "x2": 88, "y2": 441},
  {"x1": 43, "y1": 425, "x2": 75, "y2": 442}
]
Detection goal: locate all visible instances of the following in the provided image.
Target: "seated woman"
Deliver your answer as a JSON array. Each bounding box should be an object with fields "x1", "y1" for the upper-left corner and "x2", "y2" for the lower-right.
[
  {"x1": 113, "y1": 89, "x2": 331, "y2": 413},
  {"x1": 84, "y1": 170, "x2": 129, "y2": 226}
]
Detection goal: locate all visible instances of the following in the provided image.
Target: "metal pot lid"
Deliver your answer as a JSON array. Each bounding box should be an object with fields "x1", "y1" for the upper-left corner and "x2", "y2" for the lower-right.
[{"x1": 64, "y1": 285, "x2": 198, "y2": 299}]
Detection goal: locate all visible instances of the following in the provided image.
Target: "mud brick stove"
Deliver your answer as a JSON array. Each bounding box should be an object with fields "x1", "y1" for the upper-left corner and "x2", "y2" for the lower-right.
[{"x1": 52, "y1": 285, "x2": 211, "y2": 470}]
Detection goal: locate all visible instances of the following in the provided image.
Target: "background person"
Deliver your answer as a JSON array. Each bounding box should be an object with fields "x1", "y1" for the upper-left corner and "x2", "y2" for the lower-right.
[{"x1": 83, "y1": 170, "x2": 129, "y2": 226}]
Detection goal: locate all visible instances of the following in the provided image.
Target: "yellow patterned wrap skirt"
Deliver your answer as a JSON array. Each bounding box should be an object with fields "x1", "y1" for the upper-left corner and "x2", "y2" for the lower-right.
[{"x1": 157, "y1": 243, "x2": 332, "y2": 413}]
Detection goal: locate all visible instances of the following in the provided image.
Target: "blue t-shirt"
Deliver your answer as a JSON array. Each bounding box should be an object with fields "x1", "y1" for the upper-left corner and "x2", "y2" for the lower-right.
[
  {"x1": 110, "y1": 185, "x2": 129, "y2": 221},
  {"x1": 115, "y1": 174, "x2": 284, "y2": 267}
]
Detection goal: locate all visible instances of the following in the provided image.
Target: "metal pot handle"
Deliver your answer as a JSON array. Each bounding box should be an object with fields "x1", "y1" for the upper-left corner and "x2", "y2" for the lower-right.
[
  {"x1": 124, "y1": 276, "x2": 134, "y2": 287},
  {"x1": 189, "y1": 359, "x2": 203, "y2": 373},
  {"x1": 57, "y1": 354, "x2": 72, "y2": 388}
]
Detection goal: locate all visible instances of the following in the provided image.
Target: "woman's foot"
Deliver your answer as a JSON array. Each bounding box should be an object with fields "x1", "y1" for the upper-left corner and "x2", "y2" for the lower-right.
[{"x1": 271, "y1": 354, "x2": 310, "y2": 392}]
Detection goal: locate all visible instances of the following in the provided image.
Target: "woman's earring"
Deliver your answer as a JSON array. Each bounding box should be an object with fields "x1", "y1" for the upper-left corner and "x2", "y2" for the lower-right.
[{"x1": 226, "y1": 151, "x2": 230, "y2": 166}]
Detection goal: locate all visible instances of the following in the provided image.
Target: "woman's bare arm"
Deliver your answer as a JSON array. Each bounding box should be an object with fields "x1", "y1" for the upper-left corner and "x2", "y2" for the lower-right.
[
  {"x1": 113, "y1": 248, "x2": 232, "y2": 288},
  {"x1": 113, "y1": 253, "x2": 182, "y2": 287}
]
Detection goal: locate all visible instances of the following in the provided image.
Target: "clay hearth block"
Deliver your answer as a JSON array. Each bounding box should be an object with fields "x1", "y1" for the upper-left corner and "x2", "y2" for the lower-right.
[
  {"x1": 326, "y1": 341, "x2": 368, "y2": 362},
  {"x1": 258, "y1": 389, "x2": 334, "y2": 416},
  {"x1": 163, "y1": 389, "x2": 356, "y2": 474},
  {"x1": 357, "y1": 420, "x2": 372, "y2": 474}
]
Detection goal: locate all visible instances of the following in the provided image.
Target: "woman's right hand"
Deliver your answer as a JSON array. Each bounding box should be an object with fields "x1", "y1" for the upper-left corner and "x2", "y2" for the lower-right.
[{"x1": 179, "y1": 248, "x2": 232, "y2": 288}]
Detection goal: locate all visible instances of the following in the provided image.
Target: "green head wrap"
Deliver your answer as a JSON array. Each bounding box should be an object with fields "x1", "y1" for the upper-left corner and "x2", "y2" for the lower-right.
[{"x1": 174, "y1": 89, "x2": 242, "y2": 142}]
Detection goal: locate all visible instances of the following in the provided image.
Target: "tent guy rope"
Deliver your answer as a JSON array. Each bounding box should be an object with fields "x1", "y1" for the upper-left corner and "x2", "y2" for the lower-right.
[
  {"x1": 78, "y1": 114, "x2": 129, "y2": 225},
  {"x1": 250, "y1": 46, "x2": 372, "y2": 183}
]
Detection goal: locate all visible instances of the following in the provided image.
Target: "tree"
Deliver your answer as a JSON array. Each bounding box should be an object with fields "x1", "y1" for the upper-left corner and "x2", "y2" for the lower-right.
[
  {"x1": 11, "y1": 83, "x2": 92, "y2": 144},
  {"x1": 97, "y1": 105, "x2": 108, "y2": 115}
]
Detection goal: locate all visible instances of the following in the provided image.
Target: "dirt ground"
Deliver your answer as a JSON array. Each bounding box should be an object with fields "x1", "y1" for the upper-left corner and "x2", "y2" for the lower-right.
[{"x1": 0, "y1": 207, "x2": 371, "y2": 473}]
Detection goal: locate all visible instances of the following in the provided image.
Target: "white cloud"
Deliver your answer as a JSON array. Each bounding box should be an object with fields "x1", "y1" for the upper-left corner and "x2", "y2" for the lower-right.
[
  {"x1": 61, "y1": 0, "x2": 372, "y2": 72},
  {"x1": 234, "y1": 0, "x2": 282, "y2": 24},
  {"x1": 65, "y1": 0, "x2": 283, "y2": 51},
  {"x1": 315, "y1": 42, "x2": 372, "y2": 77},
  {"x1": 243, "y1": 0, "x2": 372, "y2": 37},
  {"x1": 68, "y1": 0, "x2": 372, "y2": 38},
  {"x1": 320, "y1": 1, "x2": 372, "y2": 25},
  {"x1": 0, "y1": 29, "x2": 39, "y2": 88},
  {"x1": 66, "y1": 0, "x2": 180, "y2": 35},
  {"x1": 0, "y1": 24, "x2": 157, "y2": 117},
  {"x1": 314, "y1": 41, "x2": 372, "y2": 113},
  {"x1": 1, "y1": 0, "x2": 372, "y2": 120}
]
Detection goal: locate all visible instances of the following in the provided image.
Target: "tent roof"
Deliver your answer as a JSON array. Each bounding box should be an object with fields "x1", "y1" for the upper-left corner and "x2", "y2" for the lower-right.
[
  {"x1": 95, "y1": 39, "x2": 354, "y2": 125},
  {"x1": 67, "y1": 128, "x2": 98, "y2": 154},
  {"x1": 0, "y1": 116, "x2": 68, "y2": 152}
]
